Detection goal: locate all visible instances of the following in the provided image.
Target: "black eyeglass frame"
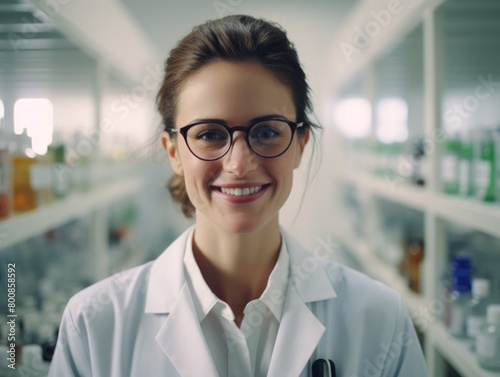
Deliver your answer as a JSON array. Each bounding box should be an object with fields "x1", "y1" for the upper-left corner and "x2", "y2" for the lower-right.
[{"x1": 167, "y1": 118, "x2": 304, "y2": 161}]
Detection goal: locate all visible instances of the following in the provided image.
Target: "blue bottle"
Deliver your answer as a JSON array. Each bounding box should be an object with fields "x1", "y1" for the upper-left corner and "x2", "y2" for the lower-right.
[{"x1": 448, "y1": 255, "x2": 472, "y2": 338}]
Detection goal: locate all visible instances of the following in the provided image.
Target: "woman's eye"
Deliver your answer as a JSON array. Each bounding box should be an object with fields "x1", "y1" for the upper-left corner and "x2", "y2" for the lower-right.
[
  {"x1": 253, "y1": 127, "x2": 280, "y2": 140},
  {"x1": 196, "y1": 130, "x2": 227, "y2": 141}
]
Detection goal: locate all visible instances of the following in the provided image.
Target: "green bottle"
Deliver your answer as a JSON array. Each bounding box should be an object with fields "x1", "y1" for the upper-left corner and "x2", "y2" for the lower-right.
[
  {"x1": 48, "y1": 133, "x2": 68, "y2": 200},
  {"x1": 474, "y1": 130, "x2": 496, "y2": 202},
  {"x1": 458, "y1": 133, "x2": 473, "y2": 197},
  {"x1": 495, "y1": 128, "x2": 500, "y2": 203}
]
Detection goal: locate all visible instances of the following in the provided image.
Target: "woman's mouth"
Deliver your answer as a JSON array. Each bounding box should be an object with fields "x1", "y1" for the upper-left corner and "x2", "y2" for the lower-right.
[
  {"x1": 220, "y1": 185, "x2": 263, "y2": 196},
  {"x1": 211, "y1": 184, "x2": 270, "y2": 202}
]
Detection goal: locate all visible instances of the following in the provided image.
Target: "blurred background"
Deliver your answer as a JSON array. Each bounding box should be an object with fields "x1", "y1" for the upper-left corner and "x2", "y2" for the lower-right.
[{"x1": 0, "y1": 0, "x2": 500, "y2": 376}]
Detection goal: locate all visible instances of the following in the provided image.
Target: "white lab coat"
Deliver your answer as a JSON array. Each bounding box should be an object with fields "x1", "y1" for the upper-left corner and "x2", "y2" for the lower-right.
[{"x1": 49, "y1": 226, "x2": 428, "y2": 377}]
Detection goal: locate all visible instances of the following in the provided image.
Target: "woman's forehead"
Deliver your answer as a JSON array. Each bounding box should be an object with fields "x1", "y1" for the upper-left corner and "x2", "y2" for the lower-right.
[{"x1": 175, "y1": 61, "x2": 295, "y2": 125}]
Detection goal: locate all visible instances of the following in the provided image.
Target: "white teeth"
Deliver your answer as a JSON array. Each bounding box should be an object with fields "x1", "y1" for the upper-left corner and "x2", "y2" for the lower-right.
[{"x1": 220, "y1": 185, "x2": 263, "y2": 196}]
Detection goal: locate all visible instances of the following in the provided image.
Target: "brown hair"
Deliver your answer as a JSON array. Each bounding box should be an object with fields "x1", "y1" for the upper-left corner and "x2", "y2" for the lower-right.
[{"x1": 156, "y1": 14, "x2": 321, "y2": 218}]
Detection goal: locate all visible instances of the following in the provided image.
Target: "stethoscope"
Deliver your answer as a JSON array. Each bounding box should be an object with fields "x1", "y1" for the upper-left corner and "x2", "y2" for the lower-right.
[{"x1": 312, "y1": 359, "x2": 336, "y2": 377}]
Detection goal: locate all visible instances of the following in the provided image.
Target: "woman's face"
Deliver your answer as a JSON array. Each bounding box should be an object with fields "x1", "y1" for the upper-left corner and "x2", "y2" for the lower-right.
[{"x1": 163, "y1": 61, "x2": 309, "y2": 234}]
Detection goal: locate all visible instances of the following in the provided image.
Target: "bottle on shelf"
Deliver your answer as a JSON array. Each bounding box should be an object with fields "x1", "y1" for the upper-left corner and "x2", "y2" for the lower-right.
[
  {"x1": 30, "y1": 149, "x2": 54, "y2": 207},
  {"x1": 407, "y1": 239, "x2": 424, "y2": 293},
  {"x1": 0, "y1": 127, "x2": 10, "y2": 219},
  {"x1": 495, "y1": 126, "x2": 500, "y2": 203},
  {"x1": 409, "y1": 138, "x2": 426, "y2": 187},
  {"x1": 11, "y1": 131, "x2": 37, "y2": 213},
  {"x1": 48, "y1": 132, "x2": 69, "y2": 200},
  {"x1": 458, "y1": 130, "x2": 473, "y2": 197},
  {"x1": 466, "y1": 278, "x2": 491, "y2": 349},
  {"x1": 448, "y1": 254, "x2": 472, "y2": 338},
  {"x1": 476, "y1": 304, "x2": 500, "y2": 371},
  {"x1": 441, "y1": 134, "x2": 460, "y2": 195},
  {"x1": 473, "y1": 128, "x2": 496, "y2": 202}
]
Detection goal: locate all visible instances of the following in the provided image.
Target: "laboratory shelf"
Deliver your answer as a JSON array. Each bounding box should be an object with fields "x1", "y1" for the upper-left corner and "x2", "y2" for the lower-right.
[
  {"x1": 432, "y1": 194, "x2": 500, "y2": 240},
  {"x1": 342, "y1": 169, "x2": 431, "y2": 211},
  {"x1": 0, "y1": 176, "x2": 144, "y2": 251},
  {"x1": 332, "y1": 0, "x2": 500, "y2": 375},
  {"x1": 336, "y1": 229, "x2": 500, "y2": 377},
  {"x1": 341, "y1": 170, "x2": 500, "y2": 239},
  {"x1": 334, "y1": 230, "x2": 427, "y2": 319},
  {"x1": 429, "y1": 322, "x2": 500, "y2": 377}
]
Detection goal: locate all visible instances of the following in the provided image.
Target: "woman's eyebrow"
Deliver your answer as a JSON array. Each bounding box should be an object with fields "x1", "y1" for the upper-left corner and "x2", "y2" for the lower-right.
[
  {"x1": 250, "y1": 114, "x2": 289, "y2": 122},
  {"x1": 187, "y1": 114, "x2": 290, "y2": 126},
  {"x1": 187, "y1": 118, "x2": 227, "y2": 125}
]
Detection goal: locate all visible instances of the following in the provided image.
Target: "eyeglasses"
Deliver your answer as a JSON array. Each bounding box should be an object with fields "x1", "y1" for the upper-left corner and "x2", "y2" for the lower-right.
[{"x1": 167, "y1": 118, "x2": 303, "y2": 161}]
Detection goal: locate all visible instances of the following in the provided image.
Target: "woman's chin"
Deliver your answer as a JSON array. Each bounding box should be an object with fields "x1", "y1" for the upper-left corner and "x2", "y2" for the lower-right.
[{"x1": 216, "y1": 213, "x2": 275, "y2": 235}]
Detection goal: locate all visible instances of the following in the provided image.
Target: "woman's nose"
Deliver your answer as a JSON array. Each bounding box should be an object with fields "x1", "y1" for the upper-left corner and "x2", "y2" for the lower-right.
[{"x1": 222, "y1": 132, "x2": 258, "y2": 177}]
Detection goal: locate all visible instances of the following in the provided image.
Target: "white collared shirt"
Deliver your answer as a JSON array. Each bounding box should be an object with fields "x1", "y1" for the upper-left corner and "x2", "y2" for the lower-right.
[{"x1": 183, "y1": 228, "x2": 289, "y2": 377}]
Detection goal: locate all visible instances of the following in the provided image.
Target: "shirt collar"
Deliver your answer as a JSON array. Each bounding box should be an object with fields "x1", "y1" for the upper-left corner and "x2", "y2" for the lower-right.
[
  {"x1": 258, "y1": 236, "x2": 289, "y2": 321},
  {"x1": 183, "y1": 227, "x2": 219, "y2": 321},
  {"x1": 183, "y1": 227, "x2": 289, "y2": 323}
]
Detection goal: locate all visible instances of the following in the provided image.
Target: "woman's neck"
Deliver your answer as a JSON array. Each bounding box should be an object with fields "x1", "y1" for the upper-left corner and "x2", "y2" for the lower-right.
[{"x1": 192, "y1": 216, "x2": 282, "y2": 321}]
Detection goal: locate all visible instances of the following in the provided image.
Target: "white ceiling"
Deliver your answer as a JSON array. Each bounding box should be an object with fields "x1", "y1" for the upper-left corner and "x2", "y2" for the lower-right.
[
  {"x1": 0, "y1": 0, "x2": 360, "y2": 114},
  {"x1": 118, "y1": 0, "x2": 361, "y2": 111},
  {"x1": 119, "y1": 0, "x2": 360, "y2": 58}
]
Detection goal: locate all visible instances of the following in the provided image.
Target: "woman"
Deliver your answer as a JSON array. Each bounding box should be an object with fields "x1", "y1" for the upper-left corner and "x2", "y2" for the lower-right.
[{"x1": 49, "y1": 15, "x2": 428, "y2": 377}]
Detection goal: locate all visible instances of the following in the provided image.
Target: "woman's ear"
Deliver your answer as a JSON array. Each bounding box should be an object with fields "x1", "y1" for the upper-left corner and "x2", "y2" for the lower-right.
[
  {"x1": 294, "y1": 127, "x2": 310, "y2": 168},
  {"x1": 161, "y1": 131, "x2": 184, "y2": 176}
]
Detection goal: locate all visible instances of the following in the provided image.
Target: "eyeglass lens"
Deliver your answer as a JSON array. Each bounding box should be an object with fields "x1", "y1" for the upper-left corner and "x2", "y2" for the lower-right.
[{"x1": 185, "y1": 120, "x2": 293, "y2": 159}]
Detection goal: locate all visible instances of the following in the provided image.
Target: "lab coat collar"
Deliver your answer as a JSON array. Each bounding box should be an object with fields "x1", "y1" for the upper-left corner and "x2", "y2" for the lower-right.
[
  {"x1": 145, "y1": 225, "x2": 337, "y2": 377},
  {"x1": 144, "y1": 227, "x2": 188, "y2": 313},
  {"x1": 283, "y1": 225, "x2": 337, "y2": 303},
  {"x1": 145, "y1": 225, "x2": 337, "y2": 313},
  {"x1": 267, "y1": 226, "x2": 337, "y2": 377},
  {"x1": 155, "y1": 283, "x2": 219, "y2": 377}
]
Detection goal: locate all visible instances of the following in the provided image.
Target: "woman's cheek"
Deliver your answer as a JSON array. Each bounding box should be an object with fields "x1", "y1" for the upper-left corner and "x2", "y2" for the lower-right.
[{"x1": 186, "y1": 165, "x2": 217, "y2": 210}]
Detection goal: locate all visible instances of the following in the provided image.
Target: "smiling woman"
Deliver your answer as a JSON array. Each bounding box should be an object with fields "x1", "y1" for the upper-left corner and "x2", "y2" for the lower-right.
[
  {"x1": 157, "y1": 15, "x2": 319, "y2": 218},
  {"x1": 49, "y1": 15, "x2": 428, "y2": 377}
]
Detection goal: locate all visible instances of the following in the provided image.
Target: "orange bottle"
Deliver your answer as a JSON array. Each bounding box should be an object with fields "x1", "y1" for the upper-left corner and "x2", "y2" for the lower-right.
[
  {"x1": 0, "y1": 137, "x2": 9, "y2": 219},
  {"x1": 12, "y1": 131, "x2": 37, "y2": 213}
]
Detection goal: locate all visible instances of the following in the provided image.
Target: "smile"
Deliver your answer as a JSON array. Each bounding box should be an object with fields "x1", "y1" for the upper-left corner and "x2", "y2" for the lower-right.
[{"x1": 220, "y1": 186, "x2": 263, "y2": 196}]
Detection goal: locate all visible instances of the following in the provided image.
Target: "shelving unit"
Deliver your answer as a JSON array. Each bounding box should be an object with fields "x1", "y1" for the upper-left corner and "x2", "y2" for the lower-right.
[
  {"x1": 0, "y1": 176, "x2": 144, "y2": 251},
  {"x1": 342, "y1": 170, "x2": 430, "y2": 211},
  {"x1": 341, "y1": 170, "x2": 500, "y2": 239},
  {"x1": 330, "y1": 0, "x2": 500, "y2": 376},
  {"x1": 430, "y1": 322, "x2": 500, "y2": 377},
  {"x1": 0, "y1": 3, "x2": 160, "y2": 375},
  {"x1": 432, "y1": 194, "x2": 500, "y2": 239},
  {"x1": 334, "y1": 228, "x2": 426, "y2": 317}
]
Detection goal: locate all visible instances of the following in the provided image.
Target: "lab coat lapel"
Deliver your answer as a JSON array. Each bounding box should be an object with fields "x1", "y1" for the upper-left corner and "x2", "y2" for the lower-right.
[
  {"x1": 145, "y1": 226, "x2": 218, "y2": 377},
  {"x1": 155, "y1": 283, "x2": 219, "y2": 377},
  {"x1": 267, "y1": 284, "x2": 326, "y2": 377},
  {"x1": 266, "y1": 229, "x2": 337, "y2": 377}
]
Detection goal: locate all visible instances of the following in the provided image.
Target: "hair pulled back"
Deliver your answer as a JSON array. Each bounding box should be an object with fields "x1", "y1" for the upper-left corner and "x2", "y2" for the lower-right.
[{"x1": 156, "y1": 15, "x2": 320, "y2": 218}]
